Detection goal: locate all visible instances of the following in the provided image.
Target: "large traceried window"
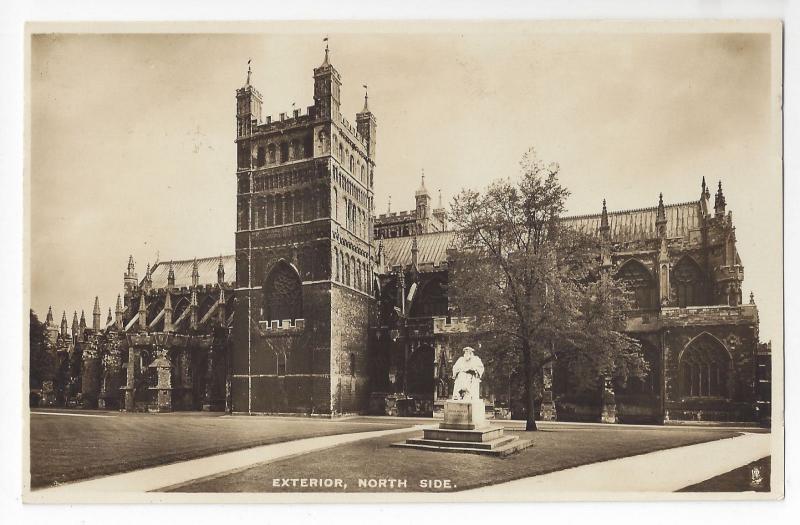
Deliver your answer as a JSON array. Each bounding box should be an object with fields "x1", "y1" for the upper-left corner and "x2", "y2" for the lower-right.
[
  {"x1": 679, "y1": 333, "x2": 731, "y2": 398},
  {"x1": 672, "y1": 256, "x2": 706, "y2": 307},
  {"x1": 616, "y1": 260, "x2": 657, "y2": 310},
  {"x1": 263, "y1": 261, "x2": 303, "y2": 322}
]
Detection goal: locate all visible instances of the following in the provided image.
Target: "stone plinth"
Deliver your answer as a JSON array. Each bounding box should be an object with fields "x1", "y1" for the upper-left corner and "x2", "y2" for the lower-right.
[
  {"x1": 393, "y1": 398, "x2": 532, "y2": 457},
  {"x1": 441, "y1": 399, "x2": 488, "y2": 430}
]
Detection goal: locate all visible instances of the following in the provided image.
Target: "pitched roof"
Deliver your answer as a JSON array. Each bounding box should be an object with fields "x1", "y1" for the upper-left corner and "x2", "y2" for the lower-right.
[
  {"x1": 147, "y1": 255, "x2": 235, "y2": 289},
  {"x1": 560, "y1": 200, "x2": 702, "y2": 242},
  {"x1": 377, "y1": 230, "x2": 457, "y2": 269}
]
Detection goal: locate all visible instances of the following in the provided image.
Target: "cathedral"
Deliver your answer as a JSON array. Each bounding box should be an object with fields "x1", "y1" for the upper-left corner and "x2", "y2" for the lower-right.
[{"x1": 35, "y1": 48, "x2": 771, "y2": 425}]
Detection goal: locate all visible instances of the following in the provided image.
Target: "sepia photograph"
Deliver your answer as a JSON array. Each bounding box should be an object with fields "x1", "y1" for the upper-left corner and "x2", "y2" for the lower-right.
[{"x1": 21, "y1": 20, "x2": 783, "y2": 504}]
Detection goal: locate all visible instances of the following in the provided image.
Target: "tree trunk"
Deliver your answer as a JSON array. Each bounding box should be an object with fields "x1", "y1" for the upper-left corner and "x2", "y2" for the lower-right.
[{"x1": 522, "y1": 341, "x2": 538, "y2": 431}]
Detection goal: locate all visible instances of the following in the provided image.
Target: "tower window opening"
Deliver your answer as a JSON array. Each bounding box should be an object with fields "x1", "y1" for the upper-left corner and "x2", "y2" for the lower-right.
[
  {"x1": 256, "y1": 146, "x2": 266, "y2": 167},
  {"x1": 279, "y1": 142, "x2": 289, "y2": 163}
]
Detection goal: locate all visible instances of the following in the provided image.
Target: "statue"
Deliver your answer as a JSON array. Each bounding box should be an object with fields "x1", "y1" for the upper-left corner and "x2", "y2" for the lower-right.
[{"x1": 451, "y1": 347, "x2": 484, "y2": 401}]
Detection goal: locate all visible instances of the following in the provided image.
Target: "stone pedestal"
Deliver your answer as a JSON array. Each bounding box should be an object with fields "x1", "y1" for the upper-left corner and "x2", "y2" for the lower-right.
[
  {"x1": 149, "y1": 354, "x2": 173, "y2": 412},
  {"x1": 393, "y1": 398, "x2": 532, "y2": 457},
  {"x1": 600, "y1": 376, "x2": 617, "y2": 424},
  {"x1": 540, "y1": 362, "x2": 557, "y2": 421},
  {"x1": 441, "y1": 399, "x2": 487, "y2": 430},
  {"x1": 540, "y1": 391, "x2": 557, "y2": 421}
]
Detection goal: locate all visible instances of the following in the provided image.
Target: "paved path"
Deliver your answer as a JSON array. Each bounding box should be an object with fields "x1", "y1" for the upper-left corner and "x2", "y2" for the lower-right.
[
  {"x1": 27, "y1": 424, "x2": 770, "y2": 502},
  {"x1": 464, "y1": 432, "x2": 771, "y2": 498},
  {"x1": 26, "y1": 424, "x2": 421, "y2": 503}
]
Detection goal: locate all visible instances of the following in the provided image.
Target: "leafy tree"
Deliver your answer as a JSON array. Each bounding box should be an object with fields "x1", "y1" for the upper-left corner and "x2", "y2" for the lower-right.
[
  {"x1": 448, "y1": 149, "x2": 646, "y2": 430},
  {"x1": 29, "y1": 310, "x2": 54, "y2": 393}
]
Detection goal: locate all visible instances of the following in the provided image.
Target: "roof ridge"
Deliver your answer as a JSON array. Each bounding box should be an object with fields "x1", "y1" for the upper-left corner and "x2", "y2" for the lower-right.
[
  {"x1": 562, "y1": 199, "x2": 700, "y2": 221},
  {"x1": 153, "y1": 254, "x2": 235, "y2": 268}
]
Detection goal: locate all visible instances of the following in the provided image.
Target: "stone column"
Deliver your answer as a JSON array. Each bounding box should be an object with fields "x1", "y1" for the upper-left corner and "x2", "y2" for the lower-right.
[
  {"x1": 124, "y1": 346, "x2": 136, "y2": 411},
  {"x1": 601, "y1": 376, "x2": 618, "y2": 423},
  {"x1": 153, "y1": 349, "x2": 173, "y2": 412},
  {"x1": 540, "y1": 362, "x2": 557, "y2": 421},
  {"x1": 203, "y1": 346, "x2": 215, "y2": 411},
  {"x1": 178, "y1": 347, "x2": 193, "y2": 410}
]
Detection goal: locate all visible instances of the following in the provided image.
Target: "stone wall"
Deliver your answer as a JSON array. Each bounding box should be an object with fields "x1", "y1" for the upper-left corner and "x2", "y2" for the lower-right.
[{"x1": 330, "y1": 284, "x2": 373, "y2": 414}]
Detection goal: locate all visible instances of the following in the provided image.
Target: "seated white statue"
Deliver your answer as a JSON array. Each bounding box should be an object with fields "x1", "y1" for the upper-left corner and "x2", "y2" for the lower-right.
[{"x1": 451, "y1": 347, "x2": 484, "y2": 401}]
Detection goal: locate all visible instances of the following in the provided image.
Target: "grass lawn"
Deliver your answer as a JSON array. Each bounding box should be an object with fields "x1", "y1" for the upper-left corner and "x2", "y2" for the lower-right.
[
  {"x1": 29, "y1": 411, "x2": 406, "y2": 489},
  {"x1": 678, "y1": 456, "x2": 771, "y2": 492},
  {"x1": 170, "y1": 425, "x2": 740, "y2": 492}
]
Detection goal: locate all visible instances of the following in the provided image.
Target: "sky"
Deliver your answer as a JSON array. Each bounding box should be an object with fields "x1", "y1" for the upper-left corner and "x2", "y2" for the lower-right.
[{"x1": 28, "y1": 26, "x2": 781, "y2": 344}]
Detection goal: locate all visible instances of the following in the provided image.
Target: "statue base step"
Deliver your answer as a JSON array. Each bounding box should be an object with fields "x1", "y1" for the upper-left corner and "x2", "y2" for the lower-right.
[
  {"x1": 392, "y1": 399, "x2": 532, "y2": 456},
  {"x1": 392, "y1": 430, "x2": 532, "y2": 457}
]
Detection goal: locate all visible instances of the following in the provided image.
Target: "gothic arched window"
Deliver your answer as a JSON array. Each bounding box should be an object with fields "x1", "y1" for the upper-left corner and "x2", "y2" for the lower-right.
[
  {"x1": 679, "y1": 333, "x2": 730, "y2": 398},
  {"x1": 334, "y1": 187, "x2": 339, "y2": 221},
  {"x1": 672, "y1": 257, "x2": 705, "y2": 307},
  {"x1": 279, "y1": 142, "x2": 289, "y2": 163},
  {"x1": 275, "y1": 195, "x2": 284, "y2": 225},
  {"x1": 265, "y1": 195, "x2": 274, "y2": 227},
  {"x1": 253, "y1": 197, "x2": 265, "y2": 229},
  {"x1": 267, "y1": 144, "x2": 276, "y2": 164},
  {"x1": 263, "y1": 261, "x2": 303, "y2": 322},
  {"x1": 615, "y1": 260, "x2": 657, "y2": 310},
  {"x1": 256, "y1": 146, "x2": 266, "y2": 167},
  {"x1": 334, "y1": 248, "x2": 340, "y2": 281}
]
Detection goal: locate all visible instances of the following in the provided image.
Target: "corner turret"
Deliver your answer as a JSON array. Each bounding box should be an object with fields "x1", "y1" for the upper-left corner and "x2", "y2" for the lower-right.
[
  {"x1": 313, "y1": 42, "x2": 342, "y2": 120},
  {"x1": 124, "y1": 255, "x2": 138, "y2": 295},
  {"x1": 236, "y1": 61, "x2": 263, "y2": 138},
  {"x1": 415, "y1": 171, "x2": 431, "y2": 224},
  {"x1": 356, "y1": 85, "x2": 377, "y2": 161},
  {"x1": 433, "y1": 189, "x2": 447, "y2": 230}
]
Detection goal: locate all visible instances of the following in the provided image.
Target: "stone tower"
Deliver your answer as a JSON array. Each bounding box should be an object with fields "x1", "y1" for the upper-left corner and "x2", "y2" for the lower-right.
[
  {"x1": 415, "y1": 172, "x2": 431, "y2": 231},
  {"x1": 232, "y1": 47, "x2": 376, "y2": 415}
]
